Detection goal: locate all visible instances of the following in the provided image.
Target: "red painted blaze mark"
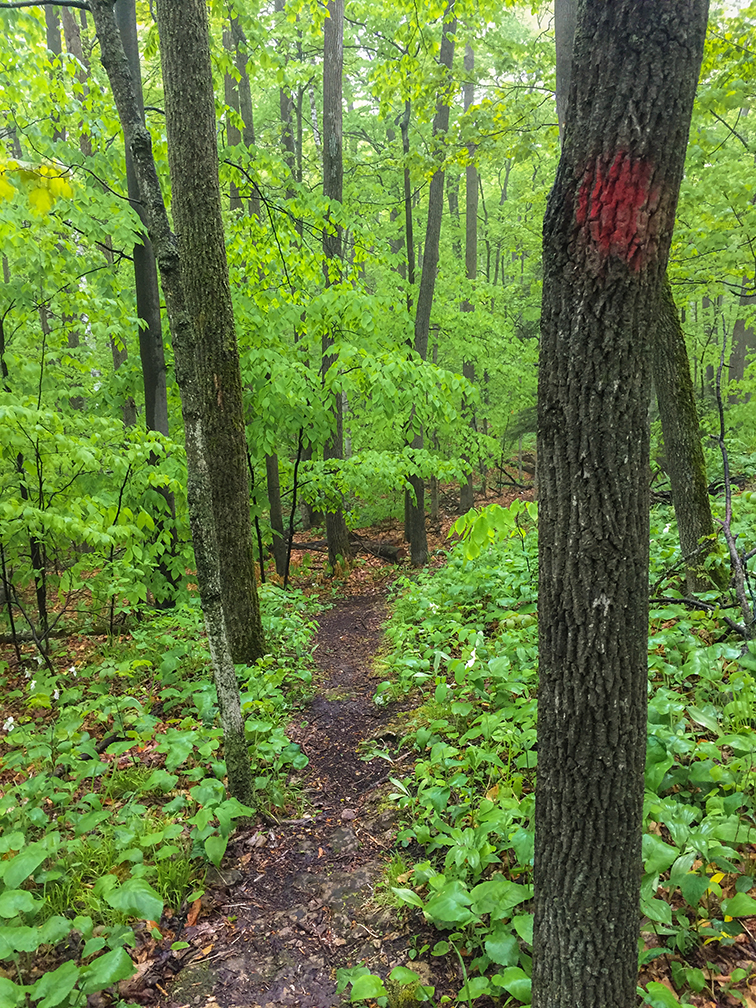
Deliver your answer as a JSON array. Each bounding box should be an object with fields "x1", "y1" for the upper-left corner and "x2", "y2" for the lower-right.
[{"x1": 575, "y1": 151, "x2": 659, "y2": 271}]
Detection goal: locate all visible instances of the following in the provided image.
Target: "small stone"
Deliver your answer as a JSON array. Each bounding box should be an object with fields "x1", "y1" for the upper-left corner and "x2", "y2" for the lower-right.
[{"x1": 340, "y1": 808, "x2": 357, "y2": 820}]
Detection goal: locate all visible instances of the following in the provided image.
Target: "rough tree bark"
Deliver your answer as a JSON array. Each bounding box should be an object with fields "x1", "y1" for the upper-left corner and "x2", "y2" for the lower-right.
[
  {"x1": 321, "y1": 0, "x2": 352, "y2": 569},
  {"x1": 156, "y1": 0, "x2": 265, "y2": 665},
  {"x1": 89, "y1": 0, "x2": 260, "y2": 803},
  {"x1": 554, "y1": 0, "x2": 717, "y2": 593},
  {"x1": 406, "y1": 0, "x2": 456, "y2": 566},
  {"x1": 534, "y1": 3, "x2": 709, "y2": 1007}
]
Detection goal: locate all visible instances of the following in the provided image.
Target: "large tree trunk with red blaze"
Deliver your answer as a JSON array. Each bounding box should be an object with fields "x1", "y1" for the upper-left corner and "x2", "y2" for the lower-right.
[{"x1": 534, "y1": 3, "x2": 708, "y2": 1007}]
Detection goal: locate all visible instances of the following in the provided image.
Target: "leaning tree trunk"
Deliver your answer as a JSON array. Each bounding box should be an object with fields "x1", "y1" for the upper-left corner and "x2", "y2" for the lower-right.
[
  {"x1": 407, "y1": 0, "x2": 456, "y2": 566},
  {"x1": 321, "y1": 0, "x2": 352, "y2": 569},
  {"x1": 654, "y1": 278, "x2": 720, "y2": 592},
  {"x1": 534, "y1": 3, "x2": 709, "y2": 1008},
  {"x1": 90, "y1": 0, "x2": 259, "y2": 805},
  {"x1": 156, "y1": 0, "x2": 265, "y2": 665}
]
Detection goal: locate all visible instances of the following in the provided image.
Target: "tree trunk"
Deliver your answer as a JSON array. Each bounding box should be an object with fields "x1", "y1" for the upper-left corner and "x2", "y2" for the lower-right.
[
  {"x1": 89, "y1": 0, "x2": 261, "y2": 806},
  {"x1": 534, "y1": 4, "x2": 708, "y2": 1007},
  {"x1": 156, "y1": 0, "x2": 264, "y2": 664},
  {"x1": 321, "y1": 0, "x2": 352, "y2": 570},
  {"x1": 459, "y1": 42, "x2": 477, "y2": 515},
  {"x1": 654, "y1": 278, "x2": 719, "y2": 591},
  {"x1": 266, "y1": 453, "x2": 287, "y2": 577},
  {"x1": 407, "y1": 1, "x2": 456, "y2": 565}
]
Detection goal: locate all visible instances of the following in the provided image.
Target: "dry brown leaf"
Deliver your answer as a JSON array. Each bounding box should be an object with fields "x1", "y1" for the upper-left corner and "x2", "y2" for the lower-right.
[{"x1": 186, "y1": 897, "x2": 203, "y2": 928}]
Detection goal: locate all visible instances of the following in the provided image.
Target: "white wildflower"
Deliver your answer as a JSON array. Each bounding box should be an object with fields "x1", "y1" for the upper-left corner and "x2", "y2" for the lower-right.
[
  {"x1": 53, "y1": 690, "x2": 60, "y2": 701},
  {"x1": 68, "y1": 665, "x2": 77, "y2": 677},
  {"x1": 3, "y1": 717, "x2": 14, "y2": 732},
  {"x1": 29, "y1": 680, "x2": 36, "y2": 691},
  {"x1": 465, "y1": 647, "x2": 478, "y2": 669},
  {"x1": 24, "y1": 670, "x2": 31, "y2": 679}
]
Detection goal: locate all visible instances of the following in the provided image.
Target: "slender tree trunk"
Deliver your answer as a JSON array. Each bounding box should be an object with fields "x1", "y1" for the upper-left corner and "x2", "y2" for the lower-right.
[
  {"x1": 534, "y1": 4, "x2": 708, "y2": 1006},
  {"x1": 115, "y1": 0, "x2": 178, "y2": 606},
  {"x1": 90, "y1": 0, "x2": 261, "y2": 804},
  {"x1": 407, "y1": 1, "x2": 456, "y2": 566},
  {"x1": 266, "y1": 453, "x2": 287, "y2": 577},
  {"x1": 321, "y1": 0, "x2": 352, "y2": 569},
  {"x1": 459, "y1": 42, "x2": 477, "y2": 514},
  {"x1": 156, "y1": 0, "x2": 265, "y2": 664}
]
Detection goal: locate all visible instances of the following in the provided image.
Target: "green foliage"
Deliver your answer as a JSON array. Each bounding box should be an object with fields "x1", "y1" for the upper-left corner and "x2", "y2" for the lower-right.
[
  {"x1": 0, "y1": 588, "x2": 318, "y2": 1004},
  {"x1": 377, "y1": 498, "x2": 756, "y2": 1004}
]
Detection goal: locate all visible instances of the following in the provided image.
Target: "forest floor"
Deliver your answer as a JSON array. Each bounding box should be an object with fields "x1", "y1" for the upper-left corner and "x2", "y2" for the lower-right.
[{"x1": 154, "y1": 485, "x2": 533, "y2": 1008}]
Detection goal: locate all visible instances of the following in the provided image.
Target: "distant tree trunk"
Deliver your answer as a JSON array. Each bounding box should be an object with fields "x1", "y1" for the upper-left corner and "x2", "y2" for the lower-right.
[
  {"x1": 534, "y1": 4, "x2": 708, "y2": 1008},
  {"x1": 407, "y1": 1, "x2": 456, "y2": 566},
  {"x1": 654, "y1": 279, "x2": 720, "y2": 591},
  {"x1": 115, "y1": 0, "x2": 178, "y2": 606},
  {"x1": 45, "y1": 8, "x2": 65, "y2": 142},
  {"x1": 228, "y1": 16, "x2": 260, "y2": 218},
  {"x1": 399, "y1": 99, "x2": 416, "y2": 314},
  {"x1": 447, "y1": 172, "x2": 461, "y2": 260},
  {"x1": 266, "y1": 453, "x2": 287, "y2": 577},
  {"x1": 321, "y1": 0, "x2": 352, "y2": 569},
  {"x1": 554, "y1": 0, "x2": 578, "y2": 142},
  {"x1": 459, "y1": 42, "x2": 477, "y2": 515},
  {"x1": 729, "y1": 277, "x2": 756, "y2": 397},
  {"x1": 223, "y1": 28, "x2": 243, "y2": 212}
]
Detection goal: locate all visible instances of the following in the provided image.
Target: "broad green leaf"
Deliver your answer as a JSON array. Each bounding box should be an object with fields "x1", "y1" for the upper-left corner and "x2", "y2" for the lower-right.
[
  {"x1": 722, "y1": 891, "x2": 756, "y2": 917},
  {"x1": 350, "y1": 973, "x2": 388, "y2": 1000},
  {"x1": 0, "y1": 978, "x2": 25, "y2": 1007},
  {"x1": 2, "y1": 842, "x2": 50, "y2": 888},
  {"x1": 74, "y1": 810, "x2": 111, "y2": 836},
  {"x1": 31, "y1": 960, "x2": 79, "y2": 1008},
  {"x1": 642, "y1": 981, "x2": 682, "y2": 1007},
  {"x1": 512, "y1": 913, "x2": 534, "y2": 945},
  {"x1": 640, "y1": 897, "x2": 673, "y2": 925},
  {"x1": 0, "y1": 889, "x2": 41, "y2": 918},
  {"x1": 493, "y1": 967, "x2": 532, "y2": 1003},
  {"x1": 79, "y1": 947, "x2": 135, "y2": 995},
  {"x1": 469, "y1": 877, "x2": 532, "y2": 915},
  {"x1": 391, "y1": 887, "x2": 424, "y2": 908},
  {"x1": 679, "y1": 872, "x2": 712, "y2": 907},
  {"x1": 204, "y1": 835, "x2": 228, "y2": 867},
  {"x1": 687, "y1": 706, "x2": 719, "y2": 734},
  {"x1": 388, "y1": 966, "x2": 421, "y2": 984},
  {"x1": 642, "y1": 834, "x2": 678, "y2": 875},
  {"x1": 0, "y1": 925, "x2": 40, "y2": 952},
  {"x1": 423, "y1": 880, "x2": 474, "y2": 924},
  {"x1": 105, "y1": 878, "x2": 163, "y2": 921},
  {"x1": 485, "y1": 926, "x2": 519, "y2": 966}
]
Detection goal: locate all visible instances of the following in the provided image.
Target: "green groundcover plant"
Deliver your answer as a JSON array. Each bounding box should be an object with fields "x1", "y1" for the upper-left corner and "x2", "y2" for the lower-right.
[
  {"x1": 341, "y1": 495, "x2": 756, "y2": 1007},
  {"x1": 0, "y1": 585, "x2": 318, "y2": 1008}
]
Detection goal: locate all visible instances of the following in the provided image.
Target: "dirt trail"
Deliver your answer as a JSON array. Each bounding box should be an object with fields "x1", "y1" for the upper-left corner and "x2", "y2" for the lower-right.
[{"x1": 164, "y1": 588, "x2": 450, "y2": 1008}]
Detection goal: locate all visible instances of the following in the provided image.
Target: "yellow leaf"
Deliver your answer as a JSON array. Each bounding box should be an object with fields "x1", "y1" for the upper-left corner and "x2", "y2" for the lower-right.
[
  {"x1": 0, "y1": 174, "x2": 15, "y2": 200},
  {"x1": 48, "y1": 176, "x2": 73, "y2": 199},
  {"x1": 28, "y1": 187, "x2": 54, "y2": 215}
]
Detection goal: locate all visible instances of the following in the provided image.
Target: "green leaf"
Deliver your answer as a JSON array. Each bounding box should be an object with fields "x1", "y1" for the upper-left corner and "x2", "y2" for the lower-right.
[
  {"x1": 687, "y1": 706, "x2": 719, "y2": 734},
  {"x1": 643, "y1": 834, "x2": 679, "y2": 875},
  {"x1": 391, "y1": 887, "x2": 424, "y2": 908},
  {"x1": 31, "y1": 960, "x2": 79, "y2": 1008},
  {"x1": 485, "y1": 926, "x2": 519, "y2": 966},
  {"x1": 0, "y1": 978, "x2": 26, "y2": 1007},
  {"x1": 722, "y1": 891, "x2": 756, "y2": 917},
  {"x1": 0, "y1": 889, "x2": 41, "y2": 918},
  {"x1": 74, "y1": 810, "x2": 111, "y2": 836},
  {"x1": 679, "y1": 872, "x2": 711, "y2": 907},
  {"x1": 2, "y1": 842, "x2": 50, "y2": 888},
  {"x1": 512, "y1": 913, "x2": 534, "y2": 945},
  {"x1": 79, "y1": 947, "x2": 135, "y2": 995},
  {"x1": 423, "y1": 881, "x2": 474, "y2": 924},
  {"x1": 204, "y1": 835, "x2": 227, "y2": 867},
  {"x1": 640, "y1": 897, "x2": 673, "y2": 925},
  {"x1": 105, "y1": 878, "x2": 163, "y2": 921},
  {"x1": 493, "y1": 967, "x2": 532, "y2": 1003},
  {"x1": 350, "y1": 973, "x2": 388, "y2": 1000},
  {"x1": 642, "y1": 981, "x2": 682, "y2": 1007},
  {"x1": 388, "y1": 966, "x2": 420, "y2": 984}
]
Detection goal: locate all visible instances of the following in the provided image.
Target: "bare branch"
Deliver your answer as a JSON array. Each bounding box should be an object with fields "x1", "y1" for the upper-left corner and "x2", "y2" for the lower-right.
[{"x1": 0, "y1": 0, "x2": 90, "y2": 10}]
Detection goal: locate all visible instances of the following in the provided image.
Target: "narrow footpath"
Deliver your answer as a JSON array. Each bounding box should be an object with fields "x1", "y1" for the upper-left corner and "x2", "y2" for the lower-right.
[{"x1": 163, "y1": 588, "x2": 457, "y2": 1008}]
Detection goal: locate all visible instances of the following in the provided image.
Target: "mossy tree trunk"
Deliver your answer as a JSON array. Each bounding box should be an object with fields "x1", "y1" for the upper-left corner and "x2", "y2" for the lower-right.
[{"x1": 90, "y1": 0, "x2": 257, "y2": 805}]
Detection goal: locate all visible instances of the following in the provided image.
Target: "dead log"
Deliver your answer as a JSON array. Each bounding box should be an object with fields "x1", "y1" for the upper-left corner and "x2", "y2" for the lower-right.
[{"x1": 288, "y1": 535, "x2": 406, "y2": 563}]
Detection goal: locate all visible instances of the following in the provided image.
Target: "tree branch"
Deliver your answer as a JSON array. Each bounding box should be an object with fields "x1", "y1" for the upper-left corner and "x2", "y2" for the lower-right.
[{"x1": 0, "y1": 0, "x2": 91, "y2": 9}]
